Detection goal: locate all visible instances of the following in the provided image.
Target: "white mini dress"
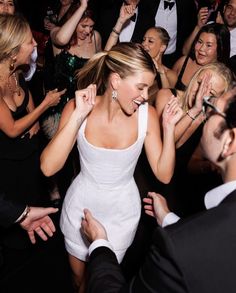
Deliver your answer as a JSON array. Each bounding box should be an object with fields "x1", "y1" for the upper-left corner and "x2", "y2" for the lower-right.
[{"x1": 60, "y1": 103, "x2": 148, "y2": 263}]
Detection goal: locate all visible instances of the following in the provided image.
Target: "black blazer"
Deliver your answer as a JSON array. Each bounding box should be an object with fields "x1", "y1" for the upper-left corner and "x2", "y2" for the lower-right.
[
  {"x1": 0, "y1": 192, "x2": 25, "y2": 229},
  {"x1": 87, "y1": 189, "x2": 236, "y2": 293}
]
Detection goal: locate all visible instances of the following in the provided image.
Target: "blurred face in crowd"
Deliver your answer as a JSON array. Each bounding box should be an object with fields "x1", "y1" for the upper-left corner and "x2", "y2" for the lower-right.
[
  {"x1": 60, "y1": 0, "x2": 73, "y2": 7},
  {"x1": 224, "y1": 0, "x2": 236, "y2": 29},
  {"x1": 0, "y1": 0, "x2": 15, "y2": 15},
  {"x1": 124, "y1": 0, "x2": 140, "y2": 6},
  {"x1": 142, "y1": 28, "x2": 166, "y2": 59},
  {"x1": 195, "y1": 32, "x2": 218, "y2": 65},
  {"x1": 76, "y1": 17, "x2": 95, "y2": 41}
]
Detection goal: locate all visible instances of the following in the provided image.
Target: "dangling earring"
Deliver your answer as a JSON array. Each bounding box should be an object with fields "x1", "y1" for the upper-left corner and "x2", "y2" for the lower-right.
[
  {"x1": 9, "y1": 57, "x2": 16, "y2": 71},
  {"x1": 112, "y1": 90, "x2": 117, "y2": 101}
]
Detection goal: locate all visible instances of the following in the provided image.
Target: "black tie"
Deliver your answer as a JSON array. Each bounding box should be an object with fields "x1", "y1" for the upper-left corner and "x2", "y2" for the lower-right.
[
  {"x1": 164, "y1": 1, "x2": 175, "y2": 10},
  {"x1": 130, "y1": 13, "x2": 136, "y2": 22}
]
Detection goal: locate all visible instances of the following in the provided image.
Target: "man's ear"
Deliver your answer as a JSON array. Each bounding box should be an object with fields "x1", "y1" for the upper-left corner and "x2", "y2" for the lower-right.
[
  {"x1": 110, "y1": 72, "x2": 121, "y2": 90},
  {"x1": 222, "y1": 129, "x2": 236, "y2": 158}
]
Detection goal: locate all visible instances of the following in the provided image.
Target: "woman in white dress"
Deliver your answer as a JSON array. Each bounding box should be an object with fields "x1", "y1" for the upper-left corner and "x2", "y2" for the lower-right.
[{"x1": 40, "y1": 42, "x2": 182, "y2": 292}]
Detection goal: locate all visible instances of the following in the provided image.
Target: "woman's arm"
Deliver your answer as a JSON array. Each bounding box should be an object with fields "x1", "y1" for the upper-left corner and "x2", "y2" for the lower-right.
[
  {"x1": 104, "y1": 4, "x2": 136, "y2": 51},
  {"x1": 145, "y1": 99, "x2": 182, "y2": 184},
  {"x1": 182, "y1": 7, "x2": 208, "y2": 55},
  {"x1": 0, "y1": 85, "x2": 65, "y2": 138},
  {"x1": 50, "y1": 0, "x2": 88, "y2": 46},
  {"x1": 40, "y1": 84, "x2": 96, "y2": 176}
]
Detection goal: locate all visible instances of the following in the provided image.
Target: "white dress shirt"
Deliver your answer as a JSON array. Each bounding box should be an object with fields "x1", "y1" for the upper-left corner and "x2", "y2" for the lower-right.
[
  {"x1": 162, "y1": 180, "x2": 236, "y2": 227},
  {"x1": 230, "y1": 28, "x2": 236, "y2": 57},
  {"x1": 119, "y1": 8, "x2": 138, "y2": 42},
  {"x1": 155, "y1": 0, "x2": 177, "y2": 55}
]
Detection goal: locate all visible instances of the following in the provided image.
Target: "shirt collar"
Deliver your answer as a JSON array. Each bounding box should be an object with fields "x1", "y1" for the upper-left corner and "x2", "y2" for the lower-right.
[{"x1": 204, "y1": 180, "x2": 236, "y2": 209}]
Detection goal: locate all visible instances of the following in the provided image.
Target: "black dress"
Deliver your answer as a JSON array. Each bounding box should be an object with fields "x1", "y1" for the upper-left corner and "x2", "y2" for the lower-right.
[{"x1": 0, "y1": 74, "x2": 74, "y2": 293}]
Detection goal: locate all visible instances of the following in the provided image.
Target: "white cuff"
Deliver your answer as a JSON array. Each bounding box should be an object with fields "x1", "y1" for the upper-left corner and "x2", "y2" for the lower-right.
[
  {"x1": 89, "y1": 239, "x2": 114, "y2": 256},
  {"x1": 162, "y1": 212, "x2": 180, "y2": 227}
]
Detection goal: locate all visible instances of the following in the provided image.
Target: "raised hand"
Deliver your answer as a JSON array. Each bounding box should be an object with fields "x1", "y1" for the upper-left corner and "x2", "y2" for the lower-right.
[
  {"x1": 188, "y1": 72, "x2": 212, "y2": 112},
  {"x1": 74, "y1": 84, "x2": 96, "y2": 118},
  {"x1": 119, "y1": 3, "x2": 136, "y2": 23},
  {"x1": 162, "y1": 96, "x2": 183, "y2": 128}
]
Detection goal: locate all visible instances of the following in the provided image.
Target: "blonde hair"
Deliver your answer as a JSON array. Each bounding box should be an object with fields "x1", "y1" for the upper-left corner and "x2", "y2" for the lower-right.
[
  {"x1": 0, "y1": 14, "x2": 30, "y2": 62},
  {"x1": 76, "y1": 42, "x2": 157, "y2": 95},
  {"x1": 182, "y1": 62, "x2": 233, "y2": 111}
]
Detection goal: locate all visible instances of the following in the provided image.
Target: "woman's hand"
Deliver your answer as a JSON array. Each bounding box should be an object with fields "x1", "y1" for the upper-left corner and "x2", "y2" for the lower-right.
[
  {"x1": 162, "y1": 96, "x2": 183, "y2": 128},
  {"x1": 189, "y1": 72, "x2": 212, "y2": 113},
  {"x1": 119, "y1": 3, "x2": 136, "y2": 23},
  {"x1": 74, "y1": 84, "x2": 97, "y2": 118},
  {"x1": 43, "y1": 88, "x2": 66, "y2": 108}
]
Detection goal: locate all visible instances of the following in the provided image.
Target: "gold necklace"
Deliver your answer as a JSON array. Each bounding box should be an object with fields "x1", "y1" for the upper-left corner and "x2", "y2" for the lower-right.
[{"x1": 7, "y1": 73, "x2": 21, "y2": 96}]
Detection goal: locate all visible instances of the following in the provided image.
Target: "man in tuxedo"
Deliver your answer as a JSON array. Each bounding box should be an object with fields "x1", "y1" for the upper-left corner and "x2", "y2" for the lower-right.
[
  {"x1": 151, "y1": 0, "x2": 197, "y2": 67},
  {"x1": 82, "y1": 88, "x2": 236, "y2": 293},
  {"x1": 91, "y1": 0, "x2": 156, "y2": 47}
]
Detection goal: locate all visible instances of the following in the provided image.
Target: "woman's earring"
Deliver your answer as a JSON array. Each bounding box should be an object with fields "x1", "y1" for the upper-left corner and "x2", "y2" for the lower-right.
[
  {"x1": 112, "y1": 90, "x2": 117, "y2": 101},
  {"x1": 9, "y1": 57, "x2": 16, "y2": 71}
]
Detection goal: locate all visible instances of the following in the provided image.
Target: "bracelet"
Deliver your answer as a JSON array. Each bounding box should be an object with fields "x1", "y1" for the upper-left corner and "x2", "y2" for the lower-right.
[
  {"x1": 18, "y1": 206, "x2": 31, "y2": 223},
  {"x1": 112, "y1": 28, "x2": 120, "y2": 35},
  {"x1": 186, "y1": 110, "x2": 197, "y2": 121}
]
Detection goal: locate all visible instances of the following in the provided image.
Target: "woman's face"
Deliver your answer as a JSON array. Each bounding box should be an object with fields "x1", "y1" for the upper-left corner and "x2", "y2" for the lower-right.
[
  {"x1": 117, "y1": 71, "x2": 155, "y2": 115},
  {"x1": 60, "y1": 0, "x2": 73, "y2": 6},
  {"x1": 0, "y1": 0, "x2": 15, "y2": 15},
  {"x1": 76, "y1": 17, "x2": 95, "y2": 40},
  {"x1": 142, "y1": 29, "x2": 164, "y2": 59},
  {"x1": 194, "y1": 32, "x2": 218, "y2": 65},
  {"x1": 16, "y1": 28, "x2": 37, "y2": 66}
]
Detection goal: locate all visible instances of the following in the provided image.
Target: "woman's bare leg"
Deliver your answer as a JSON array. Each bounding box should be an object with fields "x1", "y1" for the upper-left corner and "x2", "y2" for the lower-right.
[{"x1": 68, "y1": 254, "x2": 86, "y2": 293}]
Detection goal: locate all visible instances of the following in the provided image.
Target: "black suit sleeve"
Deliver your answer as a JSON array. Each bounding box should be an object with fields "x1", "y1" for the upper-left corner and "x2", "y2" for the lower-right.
[
  {"x1": 0, "y1": 192, "x2": 25, "y2": 228},
  {"x1": 87, "y1": 228, "x2": 188, "y2": 293}
]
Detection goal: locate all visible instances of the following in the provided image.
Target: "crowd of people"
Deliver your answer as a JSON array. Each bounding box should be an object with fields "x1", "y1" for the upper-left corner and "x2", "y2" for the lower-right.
[{"x1": 1, "y1": 0, "x2": 236, "y2": 292}]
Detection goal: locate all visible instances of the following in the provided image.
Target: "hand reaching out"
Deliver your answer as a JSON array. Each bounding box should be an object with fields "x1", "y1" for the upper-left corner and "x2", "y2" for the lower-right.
[
  {"x1": 43, "y1": 88, "x2": 67, "y2": 108},
  {"x1": 20, "y1": 206, "x2": 58, "y2": 244},
  {"x1": 119, "y1": 3, "x2": 136, "y2": 23},
  {"x1": 143, "y1": 192, "x2": 170, "y2": 226},
  {"x1": 81, "y1": 209, "x2": 108, "y2": 243}
]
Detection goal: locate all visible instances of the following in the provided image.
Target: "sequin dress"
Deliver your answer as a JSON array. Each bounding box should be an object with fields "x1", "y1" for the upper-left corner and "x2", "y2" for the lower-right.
[{"x1": 60, "y1": 103, "x2": 148, "y2": 262}]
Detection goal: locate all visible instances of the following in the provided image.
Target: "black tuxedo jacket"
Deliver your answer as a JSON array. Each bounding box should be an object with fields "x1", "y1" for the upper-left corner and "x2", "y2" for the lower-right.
[
  {"x1": 151, "y1": 0, "x2": 197, "y2": 59},
  {"x1": 92, "y1": 0, "x2": 156, "y2": 47},
  {"x1": 87, "y1": 189, "x2": 236, "y2": 293},
  {"x1": 0, "y1": 192, "x2": 25, "y2": 229}
]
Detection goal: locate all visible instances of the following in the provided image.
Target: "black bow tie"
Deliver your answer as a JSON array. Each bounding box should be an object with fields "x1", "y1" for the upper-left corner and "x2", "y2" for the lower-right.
[
  {"x1": 164, "y1": 1, "x2": 175, "y2": 10},
  {"x1": 130, "y1": 13, "x2": 136, "y2": 22}
]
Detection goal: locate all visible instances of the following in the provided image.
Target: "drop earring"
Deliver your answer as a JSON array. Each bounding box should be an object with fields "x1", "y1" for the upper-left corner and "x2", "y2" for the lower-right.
[
  {"x1": 9, "y1": 56, "x2": 16, "y2": 71},
  {"x1": 112, "y1": 90, "x2": 117, "y2": 101}
]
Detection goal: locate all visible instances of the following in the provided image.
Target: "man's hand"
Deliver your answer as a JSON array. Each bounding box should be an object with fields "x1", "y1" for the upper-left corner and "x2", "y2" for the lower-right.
[
  {"x1": 81, "y1": 209, "x2": 108, "y2": 243},
  {"x1": 143, "y1": 192, "x2": 170, "y2": 226},
  {"x1": 20, "y1": 206, "x2": 58, "y2": 244}
]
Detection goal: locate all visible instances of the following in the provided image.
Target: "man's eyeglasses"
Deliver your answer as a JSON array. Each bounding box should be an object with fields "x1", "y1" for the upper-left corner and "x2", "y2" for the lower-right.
[{"x1": 202, "y1": 96, "x2": 226, "y2": 120}]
